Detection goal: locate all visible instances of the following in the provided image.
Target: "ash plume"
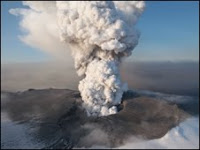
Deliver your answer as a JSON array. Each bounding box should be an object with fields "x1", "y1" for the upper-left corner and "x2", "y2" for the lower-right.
[
  {"x1": 9, "y1": 1, "x2": 145, "y2": 116},
  {"x1": 56, "y1": 1, "x2": 145, "y2": 116}
]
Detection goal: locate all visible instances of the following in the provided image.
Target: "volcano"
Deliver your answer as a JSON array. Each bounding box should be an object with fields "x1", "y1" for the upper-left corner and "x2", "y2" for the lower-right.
[{"x1": 1, "y1": 88, "x2": 198, "y2": 149}]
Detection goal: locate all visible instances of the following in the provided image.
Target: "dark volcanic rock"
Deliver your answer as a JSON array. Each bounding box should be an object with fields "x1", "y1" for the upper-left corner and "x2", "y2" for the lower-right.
[{"x1": 1, "y1": 89, "x2": 193, "y2": 148}]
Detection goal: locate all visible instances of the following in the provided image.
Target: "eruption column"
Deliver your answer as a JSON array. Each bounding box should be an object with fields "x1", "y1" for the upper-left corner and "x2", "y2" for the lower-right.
[{"x1": 56, "y1": 1, "x2": 145, "y2": 116}]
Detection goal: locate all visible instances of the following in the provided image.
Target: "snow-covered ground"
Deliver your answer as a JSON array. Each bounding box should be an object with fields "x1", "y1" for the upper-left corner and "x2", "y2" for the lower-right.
[
  {"x1": 1, "y1": 112, "x2": 44, "y2": 149},
  {"x1": 118, "y1": 117, "x2": 199, "y2": 149}
]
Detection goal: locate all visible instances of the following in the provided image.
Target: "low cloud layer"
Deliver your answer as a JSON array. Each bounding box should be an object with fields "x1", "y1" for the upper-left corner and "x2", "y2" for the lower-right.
[
  {"x1": 120, "y1": 61, "x2": 199, "y2": 96},
  {"x1": 1, "y1": 61, "x2": 199, "y2": 96}
]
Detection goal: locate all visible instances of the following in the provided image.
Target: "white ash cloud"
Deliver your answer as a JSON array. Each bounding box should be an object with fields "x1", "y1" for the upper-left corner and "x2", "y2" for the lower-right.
[
  {"x1": 9, "y1": 1, "x2": 71, "y2": 60},
  {"x1": 56, "y1": 1, "x2": 145, "y2": 116},
  {"x1": 9, "y1": 1, "x2": 145, "y2": 116}
]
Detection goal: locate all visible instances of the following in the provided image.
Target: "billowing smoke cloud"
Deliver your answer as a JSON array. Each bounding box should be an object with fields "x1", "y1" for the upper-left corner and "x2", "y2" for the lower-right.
[
  {"x1": 56, "y1": 1, "x2": 145, "y2": 116},
  {"x1": 9, "y1": 1, "x2": 71, "y2": 60},
  {"x1": 9, "y1": 1, "x2": 145, "y2": 116}
]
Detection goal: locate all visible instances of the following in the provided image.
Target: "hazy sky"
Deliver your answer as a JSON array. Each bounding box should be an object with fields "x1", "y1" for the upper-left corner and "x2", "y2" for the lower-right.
[{"x1": 1, "y1": 1, "x2": 199, "y2": 63}]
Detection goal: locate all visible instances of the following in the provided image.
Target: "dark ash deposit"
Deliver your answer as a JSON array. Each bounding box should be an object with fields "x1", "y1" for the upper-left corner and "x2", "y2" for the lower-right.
[{"x1": 1, "y1": 88, "x2": 198, "y2": 149}]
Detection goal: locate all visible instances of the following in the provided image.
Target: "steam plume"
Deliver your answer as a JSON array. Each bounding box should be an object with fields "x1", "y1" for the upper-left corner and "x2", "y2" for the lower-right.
[
  {"x1": 9, "y1": 1, "x2": 145, "y2": 116},
  {"x1": 56, "y1": 1, "x2": 145, "y2": 116}
]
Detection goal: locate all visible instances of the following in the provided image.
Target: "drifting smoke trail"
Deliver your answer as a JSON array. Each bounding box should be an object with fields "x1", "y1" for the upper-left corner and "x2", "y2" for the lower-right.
[{"x1": 56, "y1": 1, "x2": 145, "y2": 116}]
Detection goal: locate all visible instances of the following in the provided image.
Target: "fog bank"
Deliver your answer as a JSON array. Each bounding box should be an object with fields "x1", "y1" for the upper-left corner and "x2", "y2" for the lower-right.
[{"x1": 1, "y1": 61, "x2": 199, "y2": 96}]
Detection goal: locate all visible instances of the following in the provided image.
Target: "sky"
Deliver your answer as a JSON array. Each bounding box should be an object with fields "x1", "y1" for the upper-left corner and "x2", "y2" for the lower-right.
[{"x1": 1, "y1": 1, "x2": 199, "y2": 63}]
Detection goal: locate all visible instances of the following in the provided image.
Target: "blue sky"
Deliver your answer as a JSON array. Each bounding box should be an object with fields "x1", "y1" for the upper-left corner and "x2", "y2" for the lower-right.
[{"x1": 1, "y1": 1, "x2": 199, "y2": 63}]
